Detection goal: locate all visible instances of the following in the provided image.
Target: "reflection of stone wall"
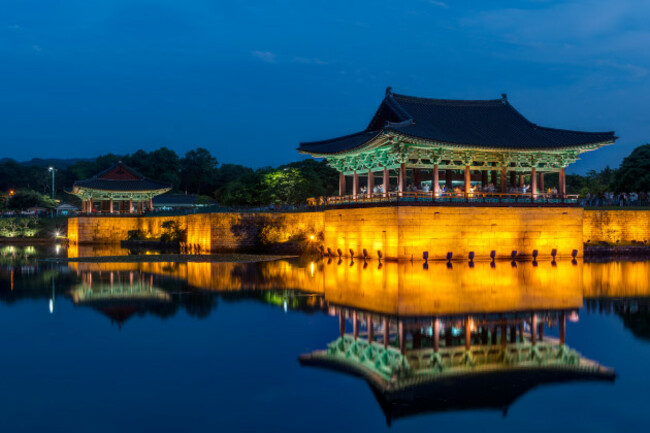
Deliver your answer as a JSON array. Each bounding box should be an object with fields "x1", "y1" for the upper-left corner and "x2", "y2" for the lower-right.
[
  {"x1": 584, "y1": 210, "x2": 650, "y2": 244},
  {"x1": 324, "y1": 206, "x2": 584, "y2": 260}
]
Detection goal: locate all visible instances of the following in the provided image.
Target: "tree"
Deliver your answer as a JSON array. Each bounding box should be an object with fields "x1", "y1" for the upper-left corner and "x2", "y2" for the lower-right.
[
  {"x1": 613, "y1": 144, "x2": 650, "y2": 192},
  {"x1": 179, "y1": 148, "x2": 218, "y2": 194},
  {"x1": 7, "y1": 190, "x2": 57, "y2": 210}
]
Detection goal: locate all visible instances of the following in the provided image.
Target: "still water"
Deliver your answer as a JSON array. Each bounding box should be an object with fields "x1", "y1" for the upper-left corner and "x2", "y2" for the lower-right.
[{"x1": 0, "y1": 245, "x2": 649, "y2": 432}]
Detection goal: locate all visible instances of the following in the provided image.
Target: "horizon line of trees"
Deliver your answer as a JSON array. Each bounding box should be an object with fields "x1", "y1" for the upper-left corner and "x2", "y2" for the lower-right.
[
  {"x1": 0, "y1": 147, "x2": 339, "y2": 209},
  {"x1": 0, "y1": 144, "x2": 648, "y2": 210}
]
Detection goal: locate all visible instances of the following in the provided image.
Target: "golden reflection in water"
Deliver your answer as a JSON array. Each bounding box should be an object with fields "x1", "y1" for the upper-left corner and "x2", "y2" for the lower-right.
[
  {"x1": 67, "y1": 259, "x2": 650, "y2": 316},
  {"x1": 322, "y1": 260, "x2": 584, "y2": 315},
  {"x1": 583, "y1": 261, "x2": 650, "y2": 298}
]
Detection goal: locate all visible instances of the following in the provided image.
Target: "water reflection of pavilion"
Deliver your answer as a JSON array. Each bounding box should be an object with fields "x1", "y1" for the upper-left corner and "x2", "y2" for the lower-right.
[{"x1": 70, "y1": 270, "x2": 172, "y2": 326}]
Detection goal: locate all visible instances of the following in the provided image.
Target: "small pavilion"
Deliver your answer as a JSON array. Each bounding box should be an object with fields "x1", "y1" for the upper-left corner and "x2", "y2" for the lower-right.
[
  {"x1": 69, "y1": 161, "x2": 172, "y2": 214},
  {"x1": 299, "y1": 88, "x2": 616, "y2": 202}
]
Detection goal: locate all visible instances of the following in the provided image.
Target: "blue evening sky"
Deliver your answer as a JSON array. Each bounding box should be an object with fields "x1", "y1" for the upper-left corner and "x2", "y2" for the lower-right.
[{"x1": 1, "y1": 0, "x2": 649, "y2": 173}]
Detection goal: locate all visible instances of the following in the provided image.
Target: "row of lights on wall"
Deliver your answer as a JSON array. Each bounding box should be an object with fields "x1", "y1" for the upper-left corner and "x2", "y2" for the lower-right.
[{"x1": 320, "y1": 246, "x2": 579, "y2": 268}]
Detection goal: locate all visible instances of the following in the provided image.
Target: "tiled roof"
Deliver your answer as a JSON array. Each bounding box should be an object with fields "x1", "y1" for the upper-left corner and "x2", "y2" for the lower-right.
[
  {"x1": 298, "y1": 90, "x2": 616, "y2": 155},
  {"x1": 73, "y1": 161, "x2": 172, "y2": 192}
]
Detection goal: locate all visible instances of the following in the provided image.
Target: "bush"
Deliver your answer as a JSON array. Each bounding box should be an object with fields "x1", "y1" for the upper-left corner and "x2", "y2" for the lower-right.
[
  {"x1": 160, "y1": 220, "x2": 186, "y2": 244},
  {"x1": 0, "y1": 216, "x2": 39, "y2": 238},
  {"x1": 127, "y1": 229, "x2": 145, "y2": 241}
]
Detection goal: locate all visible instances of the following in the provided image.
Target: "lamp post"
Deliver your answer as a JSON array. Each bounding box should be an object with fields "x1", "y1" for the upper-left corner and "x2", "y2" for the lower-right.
[{"x1": 48, "y1": 167, "x2": 56, "y2": 199}]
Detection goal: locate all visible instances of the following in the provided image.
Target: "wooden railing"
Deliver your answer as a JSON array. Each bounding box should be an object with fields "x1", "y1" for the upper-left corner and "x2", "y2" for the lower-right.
[{"x1": 320, "y1": 191, "x2": 580, "y2": 207}]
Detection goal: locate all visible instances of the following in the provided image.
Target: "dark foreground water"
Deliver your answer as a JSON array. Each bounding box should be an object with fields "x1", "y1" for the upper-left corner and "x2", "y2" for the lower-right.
[{"x1": 0, "y1": 245, "x2": 649, "y2": 432}]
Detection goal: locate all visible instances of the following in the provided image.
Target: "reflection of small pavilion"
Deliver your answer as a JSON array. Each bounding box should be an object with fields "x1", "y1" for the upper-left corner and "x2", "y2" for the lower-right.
[
  {"x1": 300, "y1": 305, "x2": 615, "y2": 424},
  {"x1": 70, "y1": 270, "x2": 171, "y2": 327}
]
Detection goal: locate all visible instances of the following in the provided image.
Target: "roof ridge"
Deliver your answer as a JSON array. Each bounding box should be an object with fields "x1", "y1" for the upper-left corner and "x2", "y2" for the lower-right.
[
  {"x1": 93, "y1": 160, "x2": 146, "y2": 180},
  {"x1": 392, "y1": 92, "x2": 504, "y2": 106}
]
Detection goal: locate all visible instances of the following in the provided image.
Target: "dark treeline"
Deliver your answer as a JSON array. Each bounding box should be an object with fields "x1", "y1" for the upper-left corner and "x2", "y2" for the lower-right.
[
  {"x1": 0, "y1": 147, "x2": 338, "y2": 208},
  {"x1": 1, "y1": 144, "x2": 648, "y2": 209}
]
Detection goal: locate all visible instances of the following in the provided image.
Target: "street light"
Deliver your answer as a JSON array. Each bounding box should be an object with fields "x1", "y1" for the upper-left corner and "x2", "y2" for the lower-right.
[{"x1": 48, "y1": 167, "x2": 56, "y2": 199}]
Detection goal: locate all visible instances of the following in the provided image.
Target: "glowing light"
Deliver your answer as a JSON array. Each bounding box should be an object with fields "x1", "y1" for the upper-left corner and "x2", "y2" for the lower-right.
[
  {"x1": 55, "y1": 245, "x2": 61, "y2": 255},
  {"x1": 49, "y1": 299, "x2": 54, "y2": 314},
  {"x1": 309, "y1": 235, "x2": 315, "y2": 240},
  {"x1": 310, "y1": 261, "x2": 315, "y2": 277},
  {"x1": 283, "y1": 300, "x2": 288, "y2": 313}
]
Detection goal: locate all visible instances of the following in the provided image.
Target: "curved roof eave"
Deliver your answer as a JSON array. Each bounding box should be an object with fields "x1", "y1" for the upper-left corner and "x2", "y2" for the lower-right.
[
  {"x1": 70, "y1": 186, "x2": 172, "y2": 194},
  {"x1": 384, "y1": 129, "x2": 617, "y2": 153}
]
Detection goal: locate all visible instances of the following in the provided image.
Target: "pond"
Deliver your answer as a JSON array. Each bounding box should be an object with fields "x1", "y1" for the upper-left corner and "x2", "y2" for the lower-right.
[{"x1": 0, "y1": 244, "x2": 648, "y2": 432}]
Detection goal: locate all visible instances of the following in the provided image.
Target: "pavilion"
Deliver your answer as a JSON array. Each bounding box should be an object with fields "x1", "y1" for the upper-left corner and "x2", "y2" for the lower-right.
[
  {"x1": 299, "y1": 88, "x2": 616, "y2": 203},
  {"x1": 69, "y1": 161, "x2": 172, "y2": 214}
]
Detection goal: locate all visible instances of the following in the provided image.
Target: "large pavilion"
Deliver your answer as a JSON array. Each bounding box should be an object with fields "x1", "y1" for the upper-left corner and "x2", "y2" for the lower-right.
[
  {"x1": 69, "y1": 161, "x2": 172, "y2": 214},
  {"x1": 299, "y1": 88, "x2": 616, "y2": 204}
]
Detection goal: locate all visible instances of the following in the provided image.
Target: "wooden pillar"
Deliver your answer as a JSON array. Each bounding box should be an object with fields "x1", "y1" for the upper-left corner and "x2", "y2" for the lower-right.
[
  {"x1": 519, "y1": 174, "x2": 525, "y2": 187},
  {"x1": 445, "y1": 169, "x2": 453, "y2": 191},
  {"x1": 382, "y1": 167, "x2": 389, "y2": 197},
  {"x1": 398, "y1": 163, "x2": 406, "y2": 193},
  {"x1": 539, "y1": 173, "x2": 545, "y2": 193},
  {"x1": 367, "y1": 170, "x2": 374, "y2": 196},
  {"x1": 481, "y1": 170, "x2": 488, "y2": 187},
  {"x1": 352, "y1": 310, "x2": 359, "y2": 340},
  {"x1": 368, "y1": 317, "x2": 374, "y2": 343},
  {"x1": 432, "y1": 318, "x2": 440, "y2": 353},
  {"x1": 500, "y1": 167, "x2": 507, "y2": 193},
  {"x1": 383, "y1": 318, "x2": 389, "y2": 349},
  {"x1": 464, "y1": 165, "x2": 471, "y2": 194},
  {"x1": 501, "y1": 323, "x2": 507, "y2": 348},
  {"x1": 338, "y1": 172, "x2": 346, "y2": 196},
  {"x1": 531, "y1": 167, "x2": 537, "y2": 198},
  {"x1": 465, "y1": 316, "x2": 471, "y2": 350},
  {"x1": 339, "y1": 312, "x2": 345, "y2": 337},
  {"x1": 531, "y1": 314, "x2": 538, "y2": 346},
  {"x1": 491, "y1": 170, "x2": 498, "y2": 186},
  {"x1": 128, "y1": 198, "x2": 133, "y2": 214},
  {"x1": 432, "y1": 164, "x2": 439, "y2": 196},
  {"x1": 88, "y1": 198, "x2": 93, "y2": 213},
  {"x1": 559, "y1": 168, "x2": 566, "y2": 197},
  {"x1": 510, "y1": 171, "x2": 516, "y2": 187},
  {"x1": 398, "y1": 321, "x2": 406, "y2": 355},
  {"x1": 352, "y1": 172, "x2": 359, "y2": 199},
  {"x1": 559, "y1": 312, "x2": 566, "y2": 345},
  {"x1": 148, "y1": 198, "x2": 153, "y2": 211}
]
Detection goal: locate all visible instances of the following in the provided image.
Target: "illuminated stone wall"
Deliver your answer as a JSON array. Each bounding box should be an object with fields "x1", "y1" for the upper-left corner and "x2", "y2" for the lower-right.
[
  {"x1": 67, "y1": 216, "x2": 139, "y2": 246},
  {"x1": 324, "y1": 206, "x2": 584, "y2": 260},
  {"x1": 68, "y1": 212, "x2": 324, "y2": 253},
  {"x1": 583, "y1": 210, "x2": 650, "y2": 244},
  {"x1": 68, "y1": 208, "x2": 650, "y2": 260}
]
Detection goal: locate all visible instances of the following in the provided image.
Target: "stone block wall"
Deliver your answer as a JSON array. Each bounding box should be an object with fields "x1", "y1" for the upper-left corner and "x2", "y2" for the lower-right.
[
  {"x1": 67, "y1": 208, "x2": 650, "y2": 261},
  {"x1": 323, "y1": 206, "x2": 584, "y2": 260},
  {"x1": 583, "y1": 210, "x2": 650, "y2": 244},
  {"x1": 68, "y1": 211, "x2": 324, "y2": 253}
]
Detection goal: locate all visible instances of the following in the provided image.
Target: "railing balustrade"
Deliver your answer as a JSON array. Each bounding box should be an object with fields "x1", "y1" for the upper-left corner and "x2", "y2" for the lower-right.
[{"x1": 321, "y1": 191, "x2": 579, "y2": 207}]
